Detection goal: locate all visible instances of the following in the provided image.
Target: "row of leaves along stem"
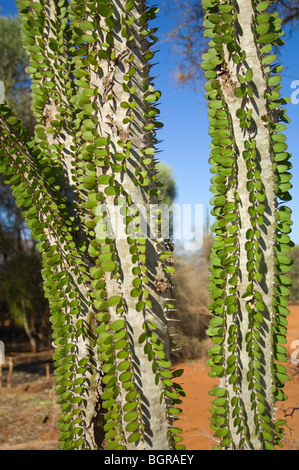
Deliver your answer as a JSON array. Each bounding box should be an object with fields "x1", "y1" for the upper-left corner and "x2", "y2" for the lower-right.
[{"x1": 252, "y1": 0, "x2": 293, "y2": 447}]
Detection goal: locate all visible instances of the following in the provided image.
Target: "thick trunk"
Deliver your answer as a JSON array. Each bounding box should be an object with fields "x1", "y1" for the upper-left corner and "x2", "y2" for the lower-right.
[
  {"x1": 203, "y1": 0, "x2": 292, "y2": 450},
  {"x1": 220, "y1": 0, "x2": 275, "y2": 449},
  {"x1": 89, "y1": 2, "x2": 172, "y2": 449},
  {"x1": 21, "y1": 299, "x2": 37, "y2": 354}
]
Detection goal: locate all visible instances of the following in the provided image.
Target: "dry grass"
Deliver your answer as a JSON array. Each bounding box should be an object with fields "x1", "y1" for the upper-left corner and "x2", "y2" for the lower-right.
[{"x1": 170, "y1": 258, "x2": 211, "y2": 362}]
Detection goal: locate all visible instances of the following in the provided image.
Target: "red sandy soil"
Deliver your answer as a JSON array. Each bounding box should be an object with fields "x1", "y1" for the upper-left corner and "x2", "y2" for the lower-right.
[
  {"x1": 176, "y1": 305, "x2": 299, "y2": 450},
  {"x1": 0, "y1": 307, "x2": 298, "y2": 451}
]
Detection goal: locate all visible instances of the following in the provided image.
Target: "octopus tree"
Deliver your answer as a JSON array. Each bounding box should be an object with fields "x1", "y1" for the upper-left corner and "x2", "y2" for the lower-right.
[
  {"x1": 0, "y1": 0, "x2": 184, "y2": 450},
  {"x1": 202, "y1": 0, "x2": 292, "y2": 450}
]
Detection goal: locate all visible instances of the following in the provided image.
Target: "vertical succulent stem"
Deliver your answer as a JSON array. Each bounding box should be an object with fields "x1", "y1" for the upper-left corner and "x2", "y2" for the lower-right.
[
  {"x1": 203, "y1": 0, "x2": 292, "y2": 450},
  {"x1": 0, "y1": 0, "x2": 185, "y2": 450}
]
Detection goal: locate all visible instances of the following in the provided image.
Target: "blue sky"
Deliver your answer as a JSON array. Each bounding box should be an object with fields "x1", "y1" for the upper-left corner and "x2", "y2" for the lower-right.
[{"x1": 1, "y1": 0, "x2": 299, "y2": 245}]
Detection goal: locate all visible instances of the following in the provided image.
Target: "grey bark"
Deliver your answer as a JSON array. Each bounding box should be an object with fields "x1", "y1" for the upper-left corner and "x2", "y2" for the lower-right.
[{"x1": 219, "y1": 0, "x2": 276, "y2": 450}]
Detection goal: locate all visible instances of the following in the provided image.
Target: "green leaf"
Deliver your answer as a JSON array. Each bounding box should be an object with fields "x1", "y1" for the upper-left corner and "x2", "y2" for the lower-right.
[
  {"x1": 275, "y1": 334, "x2": 287, "y2": 344},
  {"x1": 257, "y1": 12, "x2": 270, "y2": 23},
  {"x1": 126, "y1": 421, "x2": 139, "y2": 432},
  {"x1": 126, "y1": 0, "x2": 135, "y2": 11},
  {"x1": 124, "y1": 410, "x2": 138, "y2": 422},
  {"x1": 234, "y1": 87, "x2": 246, "y2": 98},
  {"x1": 276, "y1": 419, "x2": 287, "y2": 427},
  {"x1": 236, "y1": 108, "x2": 246, "y2": 119},
  {"x1": 277, "y1": 254, "x2": 291, "y2": 265},
  {"x1": 256, "y1": 23, "x2": 270, "y2": 35},
  {"x1": 256, "y1": 204, "x2": 265, "y2": 215},
  {"x1": 172, "y1": 369, "x2": 184, "y2": 378},
  {"x1": 108, "y1": 296, "x2": 122, "y2": 307},
  {"x1": 275, "y1": 372, "x2": 289, "y2": 382},
  {"x1": 80, "y1": 20, "x2": 94, "y2": 31},
  {"x1": 144, "y1": 93, "x2": 158, "y2": 102},
  {"x1": 87, "y1": 54, "x2": 98, "y2": 66},
  {"x1": 213, "y1": 396, "x2": 227, "y2": 407},
  {"x1": 210, "y1": 195, "x2": 227, "y2": 207},
  {"x1": 84, "y1": 176, "x2": 97, "y2": 190},
  {"x1": 98, "y1": 49, "x2": 109, "y2": 60},
  {"x1": 112, "y1": 164, "x2": 123, "y2": 173},
  {"x1": 256, "y1": 0, "x2": 270, "y2": 12},
  {"x1": 211, "y1": 365, "x2": 224, "y2": 376},
  {"x1": 208, "y1": 100, "x2": 223, "y2": 109},
  {"x1": 105, "y1": 186, "x2": 118, "y2": 196},
  {"x1": 128, "y1": 432, "x2": 140, "y2": 443},
  {"x1": 201, "y1": 61, "x2": 217, "y2": 71},
  {"x1": 258, "y1": 32, "x2": 277, "y2": 45},
  {"x1": 82, "y1": 130, "x2": 95, "y2": 141},
  {"x1": 164, "y1": 266, "x2": 175, "y2": 274},
  {"x1": 130, "y1": 288, "x2": 142, "y2": 297},
  {"x1": 209, "y1": 386, "x2": 227, "y2": 397},
  {"x1": 114, "y1": 339, "x2": 127, "y2": 350},
  {"x1": 221, "y1": 13, "x2": 233, "y2": 23},
  {"x1": 264, "y1": 442, "x2": 276, "y2": 450},
  {"x1": 268, "y1": 75, "x2": 281, "y2": 86},
  {"x1": 168, "y1": 407, "x2": 181, "y2": 416},
  {"x1": 120, "y1": 370, "x2": 132, "y2": 383},
  {"x1": 214, "y1": 428, "x2": 229, "y2": 438},
  {"x1": 118, "y1": 360, "x2": 130, "y2": 371},
  {"x1": 102, "y1": 261, "x2": 116, "y2": 272},
  {"x1": 263, "y1": 54, "x2": 277, "y2": 65},
  {"x1": 207, "y1": 13, "x2": 221, "y2": 24},
  {"x1": 245, "y1": 68, "x2": 253, "y2": 82},
  {"x1": 98, "y1": 3, "x2": 108, "y2": 16},
  {"x1": 277, "y1": 275, "x2": 291, "y2": 286},
  {"x1": 95, "y1": 137, "x2": 108, "y2": 146},
  {"x1": 136, "y1": 301, "x2": 145, "y2": 312},
  {"x1": 111, "y1": 319, "x2": 125, "y2": 331},
  {"x1": 256, "y1": 301, "x2": 265, "y2": 312},
  {"x1": 98, "y1": 175, "x2": 111, "y2": 185}
]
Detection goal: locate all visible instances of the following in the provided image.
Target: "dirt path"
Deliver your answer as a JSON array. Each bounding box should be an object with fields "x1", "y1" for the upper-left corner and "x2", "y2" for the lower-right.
[
  {"x1": 0, "y1": 378, "x2": 59, "y2": 450},
  {"x1": 173, "y1": 361, "x2": 218, "y2": 450},
  {"x1": 276, "y1": 305, "x2": 299, "y2": 450},
  {"x1": 176, "y1": 305, "x2": 299, "y2": 450},
  {"x1": 0, "y1": 307, "x2": 298, "y2": 451}
]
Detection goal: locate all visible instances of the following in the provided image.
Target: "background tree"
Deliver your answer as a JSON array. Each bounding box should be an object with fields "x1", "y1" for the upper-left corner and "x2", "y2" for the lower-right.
[
  {"x1": 0, "y1": 186, "x2": 51, "y2": 352},
  {"x1": 156, "y1": 162, "x2": 177, "y2": 207},
  {"x1": 0, "y1": 15, "x2": 48, "y2": 351},
  {"x1": 171, "y1": 217, "x2": 213, "y2": 363},
  {"x1": 274, "y1": 0, "x2": 299, "y2": 29},
  {"x1": 0, "y1": 0, "x2": 185, "y2": 451},
  {"x1": 0, "y1": 15, "x2": 35, "y2": 133}
]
